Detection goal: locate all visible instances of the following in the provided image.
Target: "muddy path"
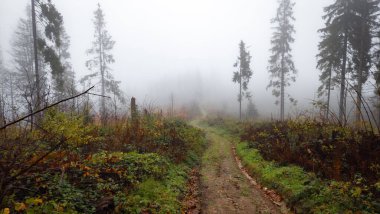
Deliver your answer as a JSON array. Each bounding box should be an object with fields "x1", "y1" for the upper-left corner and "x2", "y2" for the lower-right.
[{"x1": 194, "y1": 123, "x2": 286, "y2": 214}]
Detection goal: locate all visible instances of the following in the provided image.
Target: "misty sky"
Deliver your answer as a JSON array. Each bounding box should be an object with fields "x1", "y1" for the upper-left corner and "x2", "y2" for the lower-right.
[{"x1": 0, "y1": 0, "x2": 335, "y2": 117}]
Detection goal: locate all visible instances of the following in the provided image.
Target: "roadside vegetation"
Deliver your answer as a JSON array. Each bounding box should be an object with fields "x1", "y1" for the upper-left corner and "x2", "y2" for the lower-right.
[
  {"x1": 0, "y1": 109, "x2": 206, "y2": 213},
  {"x1": 205, "y1": 117, "x2": 380, "y2": 213}
]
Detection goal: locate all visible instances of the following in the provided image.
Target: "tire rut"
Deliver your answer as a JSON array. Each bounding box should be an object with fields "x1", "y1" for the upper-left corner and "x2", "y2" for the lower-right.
[{"x1": 199, "y1": 129, "x2": 285, "y2": 214}]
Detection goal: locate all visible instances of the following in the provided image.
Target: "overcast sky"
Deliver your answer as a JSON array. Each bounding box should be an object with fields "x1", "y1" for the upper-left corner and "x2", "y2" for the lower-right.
[{"x1": 0, "y1": 0, "x2": 334, "y2": 117}]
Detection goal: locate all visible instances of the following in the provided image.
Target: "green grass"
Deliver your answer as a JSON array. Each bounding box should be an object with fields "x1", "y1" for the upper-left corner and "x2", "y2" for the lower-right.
[
  {"x1": 202, "y1": 118, "x2": 380, "y2": 213},
  {"x1": 117, "y1": 164, "x2": 189, "y2": 214},
  {"x1": 236, "y1": 142, "x2": 379, "y2": 213}
]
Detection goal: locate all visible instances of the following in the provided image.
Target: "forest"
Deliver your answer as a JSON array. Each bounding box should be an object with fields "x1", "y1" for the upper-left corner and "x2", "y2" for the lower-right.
[{"x1": 0, "y1": 0, "x2": 380, "y2": 213}]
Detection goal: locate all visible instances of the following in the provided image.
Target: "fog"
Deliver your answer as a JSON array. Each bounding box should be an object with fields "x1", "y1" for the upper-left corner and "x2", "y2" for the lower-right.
[{"x1": 1, "y1": 0, "x2": 336, "y2": 118}]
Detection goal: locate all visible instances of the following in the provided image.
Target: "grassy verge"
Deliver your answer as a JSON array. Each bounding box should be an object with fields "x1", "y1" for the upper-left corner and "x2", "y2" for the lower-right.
[
  {"x1": 203, "y1": 117, "x2": 379, "y2": 213},
  {"x1": 236, "y1": 142, "x2": 378, "y2": 213}
]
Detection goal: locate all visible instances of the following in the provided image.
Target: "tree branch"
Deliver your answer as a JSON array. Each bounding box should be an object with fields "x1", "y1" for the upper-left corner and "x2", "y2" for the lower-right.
[{"x1": 0, "y1": 86, "x2": 95, "y2": 130}]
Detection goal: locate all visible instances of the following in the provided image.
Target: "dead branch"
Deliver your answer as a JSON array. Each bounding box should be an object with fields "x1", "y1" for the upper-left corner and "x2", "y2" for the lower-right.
[{"x1": 0, "y1": 86, "x2": 95, "y2": 130}]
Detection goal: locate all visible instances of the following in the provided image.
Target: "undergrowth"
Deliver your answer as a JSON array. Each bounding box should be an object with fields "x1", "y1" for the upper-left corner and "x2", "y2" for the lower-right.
[
  {"x1": 0, "y1": 109, "x2": 206, "y2": 213},
  {"x1": 205, "y1": 117, "x2": 380, "y2": 213}
]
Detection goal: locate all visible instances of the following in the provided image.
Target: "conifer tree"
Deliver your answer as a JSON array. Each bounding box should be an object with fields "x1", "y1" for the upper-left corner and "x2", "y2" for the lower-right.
[
  {"x1": 81, "y1": 4, "x2": 123, "y2": 124},
  {"x1": 12, "y1": 5, "x2": 48, "y2": 115},
  {"x1": 31, "y1": 0, "x2": 65, "y2": 110},
  {"x1": 233, "y1": 41, "x2": 253, "y2": 120},
  {"x1": 318, "y1": 0, "x2": 379, "y2": 123},
  {"x1": 350, "y1": 0, "x2": 379, "y2": 125},
  {"x1": 246, "y1": 99, "x2": 259, "y2": 120},
  {"x1": 267, "y1": 0, "x2": 296, "y2": 121}
]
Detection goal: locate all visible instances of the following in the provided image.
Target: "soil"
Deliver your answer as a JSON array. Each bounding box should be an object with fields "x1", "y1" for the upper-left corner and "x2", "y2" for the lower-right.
[{"x1": 196, "y1": 125, "x2": 288, "y2": 214}]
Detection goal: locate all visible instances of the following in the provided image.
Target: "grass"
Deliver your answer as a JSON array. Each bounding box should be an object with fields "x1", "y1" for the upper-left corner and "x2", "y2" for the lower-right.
[
  {"x1": 118, "y1": 164, "x2": 189, "y2": 214},
  {"x1": 236, "y1": 142, "x2": 379, "y2": 213},
  {"x1": 202, "y1": 118, "x2": 379, "y2": 213}
]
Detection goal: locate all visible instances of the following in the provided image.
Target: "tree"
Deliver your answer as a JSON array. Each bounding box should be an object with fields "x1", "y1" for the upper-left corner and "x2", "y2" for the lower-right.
[
  {"x1": 233, "y1": 41, "x2": 253, "y2": 120},
  {"x1": 55, "y1": 27, "x2": 76, "y2": 102},
  {"x1": 246, "y1": 99, "x2": 259, "y2": 121},
  {"x1": 318, "y1": 0, "x2": 352, "y2": 123},
  {"x1": 350, "y1": 0, "x2": 379, "y2": 125},
  {"x1": 81, "y1": 4, "x2": 123, "y2": 125},
  {"x1": 319, "y1": 0, "x2": 379, "y2": 124},
  {"x1": 267, "y1": 0, "x2": 297, "y2": 121},
  {"x1": 11, "y1": 5, "x2": 48, "y2": 118},
  {"x1": 0, "y1": 48, "x2": 6, "y2": 126},
  {"x1": 317, "y1": 20, "x2": 342, "y2": 120},
  {"x1": 30, "y1": 0, "x2": 65, "y2": 112}
]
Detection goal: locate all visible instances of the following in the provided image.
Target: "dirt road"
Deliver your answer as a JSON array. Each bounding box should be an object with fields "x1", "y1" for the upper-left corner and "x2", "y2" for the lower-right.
[{"x1": 197, "y1": 124, "x2": 285, "y2": 214}]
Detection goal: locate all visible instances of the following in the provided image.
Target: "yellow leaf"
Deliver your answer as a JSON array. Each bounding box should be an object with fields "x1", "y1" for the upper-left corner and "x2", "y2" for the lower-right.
[
  {"x1": 2, "y1": 208, "x2": 10, "y2": 214},
  {"x1": 15, "y1": 202, "x2": 27, "y2": 211},
  {"x1": 34, "y1": 198, "x2": 43, "y2": 205}
]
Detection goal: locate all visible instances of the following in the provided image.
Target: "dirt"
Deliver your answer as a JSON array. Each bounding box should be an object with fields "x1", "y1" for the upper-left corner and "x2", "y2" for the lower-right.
[
  {"x1": 197, "y1": 125, "x2": 287, "y2": 214},
  {"x1": 182, "y1": 168, "x2": 202, "y2": 214}
]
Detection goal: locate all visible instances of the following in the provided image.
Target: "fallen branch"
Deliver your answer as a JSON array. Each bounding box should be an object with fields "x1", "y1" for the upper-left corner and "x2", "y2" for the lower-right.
[{"x1": 0, "y1": 86, "x2": 95, "y2": 130}]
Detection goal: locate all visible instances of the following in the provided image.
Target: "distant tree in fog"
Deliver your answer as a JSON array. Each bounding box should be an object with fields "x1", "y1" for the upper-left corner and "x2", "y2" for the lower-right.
[
  {"x1": 81, "y1": 4, "x2": 124, "y2": 125},
  {"x1": 55, "y1": 25, "x2": 77, "y2": 102},
  {"x1": 267, "y1": 0, "x2": 296, "y2": 121},
  {"x1": 233, "y1": 40, "x2": 253, "y2": 120},
  {"x1": 246, "y1": 99, "x2": 259, "y2": 121},
  {"x1": 11, "y1": 6, "x2": 48, "y2": 118},
  {"x1": 0, "y1": 49, "x2": 6, "y2": 126}
]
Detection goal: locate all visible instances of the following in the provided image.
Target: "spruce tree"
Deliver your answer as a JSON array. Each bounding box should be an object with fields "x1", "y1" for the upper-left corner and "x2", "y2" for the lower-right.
[
  {"x1": 318, "y1": 0, "x2": 379, "y2": 124},
  {"x1": 81, "y1": 4, "x2": 123, "y2": 124},
  {"x1": 233, "y1": 41, "x2": 253, "y2": 120},
  {"x1": 31, "y1": 0, "x2": 65, "y2": 110},
  {"x1": 317, "y1": 23, "x2": 342, "y2": 119},
  {"x1": 267, "y1": 0, "x2": 296, "y2": 121},
  {"x1": 350, "y1": 0, "x2": 379, "y2": 125},
  {"x1": 12, "y1": 5, "x2": 48, "y2": 115}
]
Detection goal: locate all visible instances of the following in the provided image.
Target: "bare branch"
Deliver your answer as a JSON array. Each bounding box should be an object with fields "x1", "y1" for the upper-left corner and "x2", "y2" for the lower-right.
[{"x1": 0, "y1": 86, "x2": 95, "y2": 130}]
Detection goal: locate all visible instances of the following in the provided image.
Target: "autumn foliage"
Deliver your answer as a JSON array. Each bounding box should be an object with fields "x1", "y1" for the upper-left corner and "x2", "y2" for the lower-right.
[{"x1": 0, "y1": 109, "x2": 206, "y2": 213}]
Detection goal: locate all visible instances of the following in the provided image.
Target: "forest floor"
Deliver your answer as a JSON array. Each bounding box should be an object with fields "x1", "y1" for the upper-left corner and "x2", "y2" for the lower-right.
[{"x1": 192, "y1": 121, "x2": 285, "y2": 214}]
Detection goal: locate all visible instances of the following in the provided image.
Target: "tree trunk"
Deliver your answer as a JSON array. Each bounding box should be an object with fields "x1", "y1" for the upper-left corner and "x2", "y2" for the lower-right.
[
  {"x1": 131, "y1": 97, "x2": 138, "y2": 123},
  {"x1": 326, "y1": 66, "x2": 332, "y2": 120},
  {"x1": 31, "y1": 0, "x2": 40, "y2": 113},
  {"x1": 9, "y1": 74, "x2": 15, "y2": 121},
  {"x1": 239, "y1": 73, "x2": 242, "y2": 121},
  {"x1": 356, "y1": 24, "x2": 366, "y2": 128},
  {"x1": 99, "y1": 26, "x2": 106, "y2": 125},
  {"x1": 280, "y1": 53, "x2": 285, "y2": 121},
  {"x1": 339, "y1": 31, "x2": 348, "y2": 124}
]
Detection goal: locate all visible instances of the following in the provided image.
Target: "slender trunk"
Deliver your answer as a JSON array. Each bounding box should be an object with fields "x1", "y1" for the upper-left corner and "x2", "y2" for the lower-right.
[
  {"x1": 326, "y1": 66, "x2": 332, "y2": 120},
  {"x1": 239, "y1": 67, "x2": 242, "y2": 120},
  {"x1": 171, "y1": 93, "x2": 174, "y2": 117},
  {"x1": 280, "y1": 52, "x2": 285, "y2": 121},
  {"x1": 356, "y1": 24, "x2": 366, "y2": 128},
  {"x1": 339, "y1": 31, "x2": 348, "y2": 124},
  {"x1": 31, "y1": 0, "x2": 40, "y2": 112},
  {"x1": 99, "y1": 27, "x2": 105, "y2": 124},
  {"x1": 0, "y1": 88, "x2": 3, "y2": 127},
  {"x1": 9, "y1": 74, "x2": 15, "y2": 121},
  {"x1": 114, "y1": 92, "x2": 117, "y2": 119}
]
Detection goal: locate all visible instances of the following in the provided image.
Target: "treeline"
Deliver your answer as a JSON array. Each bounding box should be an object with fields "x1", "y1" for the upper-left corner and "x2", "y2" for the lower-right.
[
  {"x1": 0, "y1": 1, "x2": 124, "y2": 128},
  {"x1": 232, "y1": 0, "x2": 380, "y2": 126}
]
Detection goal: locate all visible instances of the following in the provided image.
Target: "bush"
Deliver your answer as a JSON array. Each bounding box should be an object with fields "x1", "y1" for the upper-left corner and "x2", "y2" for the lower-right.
[
  {"x1": 241, "y1": 120, "x2": 380, "y2": 184},
  {"x1": 1, "y1": 115, "x2": 206, "y2": 213}
]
